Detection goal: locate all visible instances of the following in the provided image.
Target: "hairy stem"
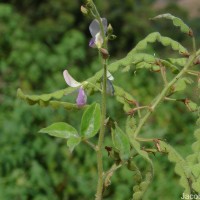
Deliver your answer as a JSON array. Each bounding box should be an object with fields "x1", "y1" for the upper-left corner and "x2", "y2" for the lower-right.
[
  {"x1": 90, "y1": 1, "x2": 108, "y2": 199},
  {"x1": 96, "y1": 61, "x2": 107, "y2": 200}
]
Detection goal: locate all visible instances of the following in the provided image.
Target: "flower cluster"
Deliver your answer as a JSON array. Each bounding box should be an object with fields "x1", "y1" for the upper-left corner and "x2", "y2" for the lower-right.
[{"x1": 63, "y1": 17, "x2": 113, "y2": 107}]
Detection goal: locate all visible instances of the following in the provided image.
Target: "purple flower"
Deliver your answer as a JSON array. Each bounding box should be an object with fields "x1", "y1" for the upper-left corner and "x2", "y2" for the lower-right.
[
  {"x1": 63, "y1": 70, "x2": 87, "y2": 107},
  {"x1": 76, "y1": 87, "x2": 87, "y2": 107},
  {"x1": 89, "y1": 18, "x2": 107, "y2": 48}
]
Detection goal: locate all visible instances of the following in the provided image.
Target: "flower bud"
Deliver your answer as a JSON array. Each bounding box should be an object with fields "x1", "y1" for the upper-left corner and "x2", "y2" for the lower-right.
[
  {"x1": 107, "y1": 24, "x2": 113, "y2": 35},
  {"x1": 100, "y1": 48, "x2": 109, "y2": 59},
  {"x1": 86, "y1": 0, "x2": 92, "y2": 8},
  {"x1": 80, "y1": 6, "x2": 88, "y2": 15},
  {"x1": 108, "y1": 34, "x2": 117, "y2": 40}
]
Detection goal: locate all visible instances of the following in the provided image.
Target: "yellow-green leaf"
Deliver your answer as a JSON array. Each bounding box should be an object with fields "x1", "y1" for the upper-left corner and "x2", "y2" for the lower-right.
[
  {"x1": 67, "y1": 136, "x2": 81, "y2": 152},
  {"x1": 151, "y1": 13, "x2": 192, "y2": 36},
  {"x1": 160, "y1": 141, "x2": 193, "y2": 194},
  {"x1": 111, "y1": 124, "x2": 130, "y2": 161},
  {"x1": 39, "y1": 122, "x2": 78, "y2": 139},
  {"x1": 131, "y1": 32, "x2": 189, "y2": 55}
]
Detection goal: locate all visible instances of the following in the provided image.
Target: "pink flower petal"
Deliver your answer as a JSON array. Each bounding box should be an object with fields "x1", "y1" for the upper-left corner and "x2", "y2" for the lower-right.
[{"x1": 63, "y1": 70, "x2": 81, "y2": 87}]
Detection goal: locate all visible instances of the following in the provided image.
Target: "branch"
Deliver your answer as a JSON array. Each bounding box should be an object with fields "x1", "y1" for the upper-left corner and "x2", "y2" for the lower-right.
[{"x1": 133, "y1": 52, "x2": 199, "y2": 138}]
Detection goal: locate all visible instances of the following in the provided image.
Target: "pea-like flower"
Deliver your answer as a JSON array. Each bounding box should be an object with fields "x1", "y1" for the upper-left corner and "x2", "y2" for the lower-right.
[
  {"x1": 63, "y1": 70, "x2": 87, "y2": 107},
  {"x1": 104, "y1": 71, "x2": 115, "y2": 96},
  {"x1": 89, "y1": 18, "x2": 107, "y2": 48}
]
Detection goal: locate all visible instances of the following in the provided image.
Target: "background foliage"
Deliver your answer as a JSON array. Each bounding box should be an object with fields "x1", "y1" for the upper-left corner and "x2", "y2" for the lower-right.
[{"x1": 0, "y1": 0, "x2": 200, "y2": 199}]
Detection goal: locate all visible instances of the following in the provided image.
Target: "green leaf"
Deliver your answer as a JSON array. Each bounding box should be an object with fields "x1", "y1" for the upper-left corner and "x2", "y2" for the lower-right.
[
  {"x1": 124, "y1": 53, "x2": 180, "y2": 73},
  {"x1": 151, "y1": 13, "x2": 192, "y2": 36},
  {"x1": 17, "y1": 89, "x2": 90, "y2": 110},
  {"x1": 80, "y1": 103, "x2": 101, "y2": 139},
  {"x1": 174, "y1": 77, "x2": 193, "y2": 92},
  {"x1": 129, "y1": 139, "x2": 154, "y2": 175},
  {"x1": 132, "y1": 172, "x2": 152, "y2": 200},
  {"x1": 160, "y1": 141, "x2": 194, "y2": 194},
  {"x1": 136, "y1": 62, "x2": 153, "y2": 70},
  {"x1": 127, "y1": 160, "x2": 143, "y2": 190},
  {"x1": 196, "y1": 118, "x2": 200, "y2": 127},
  {"x1": 114, "y1": 85, "x2": 135, "y2": 112},
  {"x1": 187, "y1": 128, "x2": 200, "y2": 158},
  {"x1": 126, "y1": 116, "x2": 137, "y2": 137},
  {"x1": 130, "y1": 32, "x2": 189, "y2": 55},
  {"x1": 127, "y1": 160, "x2": 142, "y2": 178},
  {"x1": 168, "y1": 58, "x2": 187, "y2": 67},
  {"x1": 17, "y1": 87, "x2": 74, "y2": 105},
  {"x1": 174, "y1": 78, "x2": 187, "y2": 92},
  {"x1": 127, "y1": 115, "x2": 154, "y2": 173},
  {"x1": 186, "y1": 125, "x2": 200, "y2": 193},
  {"x1": 187, "y1": 101, "x2": 198, "y2": 112},
  {"x1": 160, "y1": 59, "x2": 180, "y2": 74},
  {"x1": 131, "y1": 53, "x2": 156, "y2": 64},
  {"x1": 17, "y1": 32, "x2": 189, "y2": 110},
  {"x1": 49, "y1": 101, "x2": 89, "y2": 110},
  {"x1": 132, "y1": 191, "x2": 143, "y2": 200},
  {"x1": 67, "y1": 136, "x2": 81, "y2": 152},
  {"x1": 39, "y1": 122, "x2": 78, "y2": 139},
  {"x1": 192, "y1": 179, "x2": 200, "y2": 193},
  {"x1": 111, "y1": 124, "x2": 130, "y2": 161}
]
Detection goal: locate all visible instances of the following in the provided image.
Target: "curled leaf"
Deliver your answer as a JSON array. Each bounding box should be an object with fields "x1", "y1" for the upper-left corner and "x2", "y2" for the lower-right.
[
  {"x1": 160, "y1": 141, "x2": 194, "y2": 194},
  {"x1": 131, "y1": 32, "x2": 189, "y2": 55},
  {"x1": 151, "y1": 13, "x2": 192, "y2": 36}
]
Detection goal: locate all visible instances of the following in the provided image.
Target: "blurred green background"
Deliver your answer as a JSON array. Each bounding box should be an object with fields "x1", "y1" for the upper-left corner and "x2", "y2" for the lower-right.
[{"x1": 0, "y1": 0, "x2": 200, "y2": 199}]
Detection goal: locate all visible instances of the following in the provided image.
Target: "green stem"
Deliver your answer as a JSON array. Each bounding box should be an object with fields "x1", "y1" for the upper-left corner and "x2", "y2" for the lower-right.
[
  {"x1": 136, "y1": 137, "x2": 155, "y2": 142},
  {"x1": 192, "y1": 36, "x2": 196, "y2": 54},
  {"x1": 96, "y1": 61, "x2": 107, "y2": 200},
  {"x1": 104, "y1": 163, "x2": 122, "y2": 178},
  {"x1": 134, "y1": 53, "x2": 197, "y2": 138},
  {"x1": 186, "y1": 70, "x2": 200, "y2": 76},
  {"x1": 160, "y1": 66, "x2": 168, "y2": 86},
  {"x1": 164, "y1": 97, "x2": 177, "y2": 102},
  {"x1": 90, "y1": 1, "x2": 108, "y2": 199},
  {"x1": 83, "y1": 139, "x2": 97, "y2": 151},
  {"x1": 103, "y1": 163, "x2": 122, "y2": 188}
]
